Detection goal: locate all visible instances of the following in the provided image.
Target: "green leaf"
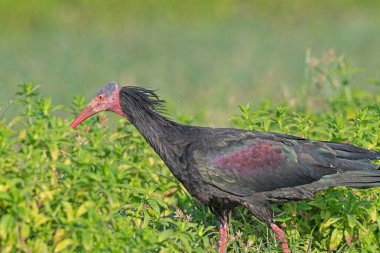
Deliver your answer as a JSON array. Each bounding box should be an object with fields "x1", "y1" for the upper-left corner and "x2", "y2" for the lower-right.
[
  {"x1": 54, "y1": 239, "x2": 73, "y2": 253},
  {"x1": 366, "y1": 205, "x2": 378, "y2": 222},
  {"x1": 147, "y1": 198, "x2": 160, "y2": 214},
  {"x1": 20, "y1": 223, "x2": 30, "y2": 239},
  {"x1": 82, "y1": 233, "x2": 93, "y2": 251},
  {"x1": 76, "y1": 201, "x2": 92, "y2": 217},
  {"x1": 63, "y1": 202, "x2": 74, "y2": 222},
  {"x1": 33, "y1": 239, "x2": 48, "y2": 253},
  {"x1": 346, "y1": 214, "x2": 356, "y2": 228},
  {"x1": 320, "y1": 217, "x2": 342, "y2": 231},
  {"x1": 0, "y1": 214, "x2": 14, "y2": 239},
  {"x1": 329, "y1": 228, "x2": 343, "y2": 250},
  {"x1": 142, "y1": 210, "x2": 150, "y2": 228},
  {"x1": 158, "y1": 229, "x2": 173, "y2": 242},
  {"x1": 33, "y1": 214, "x2": 50, "y2": 228},
  {"x1": 48, "y1": 143, "x2": 59, "y2": 163},
  {"x1": 344, "y1": 229, "x2": 352, "y2": 246}
]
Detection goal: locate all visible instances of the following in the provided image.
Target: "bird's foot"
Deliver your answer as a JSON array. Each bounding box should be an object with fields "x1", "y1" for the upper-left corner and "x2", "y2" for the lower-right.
[
  {"x1": 271, "y1": 223, "x2": 291, "y2": 253},
  {"x1": 218, "y1": 222, "x2": 229, "y2": 253}
]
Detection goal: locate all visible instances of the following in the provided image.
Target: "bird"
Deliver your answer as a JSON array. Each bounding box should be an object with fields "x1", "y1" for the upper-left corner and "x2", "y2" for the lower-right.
[{"x1": 71, "y1": 81, "x2": 380, "y2": 253}]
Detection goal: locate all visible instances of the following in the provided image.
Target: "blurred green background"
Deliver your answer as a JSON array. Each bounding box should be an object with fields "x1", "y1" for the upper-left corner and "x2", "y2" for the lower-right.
[{"x1": 1, "y1": 0, "x2": 380, "y2": 125}]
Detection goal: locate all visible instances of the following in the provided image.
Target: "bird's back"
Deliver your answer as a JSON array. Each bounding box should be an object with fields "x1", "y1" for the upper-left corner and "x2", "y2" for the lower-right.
[{"x1": 184, "y1": 127, "x2": 380, "y2": 203}]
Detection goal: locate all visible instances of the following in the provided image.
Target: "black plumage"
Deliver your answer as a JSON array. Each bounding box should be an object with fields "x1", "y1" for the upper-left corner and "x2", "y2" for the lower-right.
[{"x1": 71, "y1": 83, "x2": 380, "y2": 253}]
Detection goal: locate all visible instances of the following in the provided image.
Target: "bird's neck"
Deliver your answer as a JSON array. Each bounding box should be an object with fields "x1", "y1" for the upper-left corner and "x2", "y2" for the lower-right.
[
  {"x1": 121, "y1": 104, "x2": 189, "y2": 170},
  {"x1": 135, "y1": 113, "x2": 187, "y2": 153}
]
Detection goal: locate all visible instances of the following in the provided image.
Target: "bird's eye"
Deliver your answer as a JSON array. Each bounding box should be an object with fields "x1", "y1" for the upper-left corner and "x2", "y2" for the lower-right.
[{"x1": 98, "y1": 94, "x2": 105, "y2": 100}]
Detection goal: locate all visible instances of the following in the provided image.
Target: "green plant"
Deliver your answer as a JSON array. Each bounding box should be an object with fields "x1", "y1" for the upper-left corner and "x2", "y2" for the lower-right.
[
  {"x1": 0, "y1": 83, "x2": 215, "y2": 253},
  {"x1": 1, "y1": 75, "x2": 380, "y2": 252}
]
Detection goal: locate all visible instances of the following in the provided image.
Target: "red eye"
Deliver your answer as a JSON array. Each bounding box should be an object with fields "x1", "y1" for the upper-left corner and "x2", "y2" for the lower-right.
[{"x1": 98, "y1": 94, "x2": 105, "y2": 100}]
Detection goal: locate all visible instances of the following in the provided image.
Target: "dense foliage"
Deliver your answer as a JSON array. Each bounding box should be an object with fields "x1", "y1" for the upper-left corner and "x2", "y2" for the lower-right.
[{"x1": 1, "y1": 69, "x2": 380, "y2": 252}]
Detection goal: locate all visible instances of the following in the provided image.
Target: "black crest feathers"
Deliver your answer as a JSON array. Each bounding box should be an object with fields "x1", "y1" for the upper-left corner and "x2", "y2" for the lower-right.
[{"x1": 119, "y1": 86, "x2": 167, "y2": 120}]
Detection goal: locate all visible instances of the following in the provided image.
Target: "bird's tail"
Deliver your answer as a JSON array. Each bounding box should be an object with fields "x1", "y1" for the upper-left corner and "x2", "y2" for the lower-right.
[
  {"x1": 324, "y1": 141, "x2": 380, "y2": 171},
  {"x1": 299, "y1": 140, "x2": 380, "y2": 174},
  {"x1": 264, "y1": 141, "x2": 380, "y2": 202},
  {"x1": 265, "y1": 170, "x2": 380, "y2": 202},
  {"x1": 312, "y1": 170, "x2": 380, "y2": 189},
  {"x1": 324, "y1": 141, "x2": 380, "y2": 159}
]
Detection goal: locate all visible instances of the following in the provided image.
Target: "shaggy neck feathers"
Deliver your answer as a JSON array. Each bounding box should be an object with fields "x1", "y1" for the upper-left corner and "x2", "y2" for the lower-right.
[{"x1": 119, "y1": 86, "x2": 189, "y2": 169}]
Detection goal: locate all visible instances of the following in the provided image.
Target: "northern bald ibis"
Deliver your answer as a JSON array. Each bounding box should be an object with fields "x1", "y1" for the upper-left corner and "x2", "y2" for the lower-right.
[{"x1": 71, "y1": 81, "x2": 380, "y2": 253}]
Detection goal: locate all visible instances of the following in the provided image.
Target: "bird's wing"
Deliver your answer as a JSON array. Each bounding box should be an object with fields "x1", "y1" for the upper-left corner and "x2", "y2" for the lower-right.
[{"x1": 191, "y1": 130, "x2": 346, "y2": 196}]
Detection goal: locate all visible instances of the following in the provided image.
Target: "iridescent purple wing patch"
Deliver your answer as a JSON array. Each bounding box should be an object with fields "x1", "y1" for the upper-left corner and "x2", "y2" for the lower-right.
[{"x1": 213, "y1": 140, "x2": 286, "y2": 175}]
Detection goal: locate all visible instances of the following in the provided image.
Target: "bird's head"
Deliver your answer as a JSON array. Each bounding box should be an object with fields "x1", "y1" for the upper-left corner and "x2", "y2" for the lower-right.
[{"x1": 70, "y1": 81, "x2": 126, "y2": 129}]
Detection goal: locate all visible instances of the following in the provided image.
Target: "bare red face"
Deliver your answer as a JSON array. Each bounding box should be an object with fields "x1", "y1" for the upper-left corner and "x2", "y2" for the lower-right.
[{"x1": 70, "y1": 81, "x2": 125, "y2": 129}]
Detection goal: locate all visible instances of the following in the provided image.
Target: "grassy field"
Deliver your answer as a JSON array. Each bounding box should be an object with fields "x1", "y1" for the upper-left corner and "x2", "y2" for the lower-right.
[
  {"x1": 1, "y1": 66, "x2": 380, "y2": 252},
  {"x1": 1, "y1": 1, "x2": 380, "y2": 124}
]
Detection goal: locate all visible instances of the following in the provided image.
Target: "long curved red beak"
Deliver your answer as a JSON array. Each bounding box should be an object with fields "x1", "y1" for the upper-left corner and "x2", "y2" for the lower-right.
[{"x1": 70, "y1": 105, "x2": 96, "y2": 129}]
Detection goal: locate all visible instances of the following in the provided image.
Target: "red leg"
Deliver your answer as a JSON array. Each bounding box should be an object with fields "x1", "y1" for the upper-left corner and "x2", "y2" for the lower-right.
[
  {"x1": 218, "y1": 222, "x2": 229, "y2": 253},
  {"x1": 271, "y1": 223, "x2": 290, "y2": 253}
]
